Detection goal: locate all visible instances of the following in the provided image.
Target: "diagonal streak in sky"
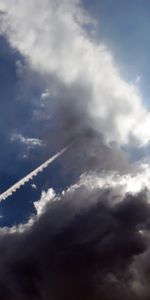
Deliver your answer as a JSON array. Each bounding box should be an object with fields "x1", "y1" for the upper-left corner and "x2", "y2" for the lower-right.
[{"x1": 0, "y1": 145, "x2": 71, "y2": 202}]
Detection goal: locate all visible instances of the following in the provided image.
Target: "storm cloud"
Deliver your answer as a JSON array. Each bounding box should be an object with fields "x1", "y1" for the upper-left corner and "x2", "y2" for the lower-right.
[{"x1": 0, "y1": 176, "x2": 150, "y2": 299}]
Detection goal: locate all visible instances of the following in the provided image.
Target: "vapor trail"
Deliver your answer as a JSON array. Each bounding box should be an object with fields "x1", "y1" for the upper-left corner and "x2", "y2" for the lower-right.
[{"x1": 0, "y1": 145, "x2": 71, "y2": 202}]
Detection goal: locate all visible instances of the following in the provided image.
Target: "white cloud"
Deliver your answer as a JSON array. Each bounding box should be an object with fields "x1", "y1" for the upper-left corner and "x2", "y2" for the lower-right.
[
  {"x1": 41, "y1": 89, "x2": 50, "y2": 99},
  {"x1": 35, "y1": 163, "x2": 150, "y2": 214},
  {"x1": 34, "y1": 188, "x2": 56, "y2": 216},
  {"x1": 1, "y1": 161, "x2": 150, "y2": 234},
  {"x1": 0, "y1": 0, "x2": 150, "y2": 146},
  {"x1": 31, "y1": 183, "x2": 37, "y2": 189},
  {"x1": 10, "y1": 133, "x2": 43, "y2": 147}
]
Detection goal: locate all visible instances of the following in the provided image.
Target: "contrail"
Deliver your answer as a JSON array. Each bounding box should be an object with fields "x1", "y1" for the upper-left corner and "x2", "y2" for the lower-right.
[{"x1": 0, "y1": 145, "x2": 71, "y2": 202}]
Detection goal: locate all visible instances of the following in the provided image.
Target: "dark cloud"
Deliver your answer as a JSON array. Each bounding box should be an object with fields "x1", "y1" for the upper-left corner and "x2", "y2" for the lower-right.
[{"x1": 0, "y1": 185, "x2": 149, "y2": 299}]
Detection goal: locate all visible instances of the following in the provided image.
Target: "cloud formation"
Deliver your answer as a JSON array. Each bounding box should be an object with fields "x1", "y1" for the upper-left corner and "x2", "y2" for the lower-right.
[
  {"x1": 0, "y1": 0, "x2": 150, "y2": 147},
  {"x1": 0, "y1": 0, "x2": 150, "y2": 299}
]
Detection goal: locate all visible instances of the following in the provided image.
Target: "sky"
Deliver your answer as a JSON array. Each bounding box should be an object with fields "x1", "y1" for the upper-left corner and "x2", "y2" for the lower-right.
[{"x1": 1, "y1": 0, "x2": 150, "y2": 299}]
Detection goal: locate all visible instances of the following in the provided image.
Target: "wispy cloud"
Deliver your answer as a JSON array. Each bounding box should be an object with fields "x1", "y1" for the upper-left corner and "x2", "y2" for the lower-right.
[{"x1": 10, "y1": 133, "x2": 43, "y2": 147}]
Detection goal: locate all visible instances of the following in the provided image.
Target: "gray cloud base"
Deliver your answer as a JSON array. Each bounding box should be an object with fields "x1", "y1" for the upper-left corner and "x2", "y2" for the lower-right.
[{"x1": 0, "y1": 185, "x2": 150, "y2": 299}]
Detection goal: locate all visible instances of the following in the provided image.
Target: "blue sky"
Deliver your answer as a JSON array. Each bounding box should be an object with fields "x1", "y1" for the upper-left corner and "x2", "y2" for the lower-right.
[{"x1": 0, "y1": 36, "x2": 68, "y2": 225}]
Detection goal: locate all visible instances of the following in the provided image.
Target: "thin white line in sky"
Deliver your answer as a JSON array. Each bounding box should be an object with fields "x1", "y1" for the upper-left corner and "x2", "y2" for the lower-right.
[{"x1": 0, "y1": 145, "x2": 71, "y2": 202}]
